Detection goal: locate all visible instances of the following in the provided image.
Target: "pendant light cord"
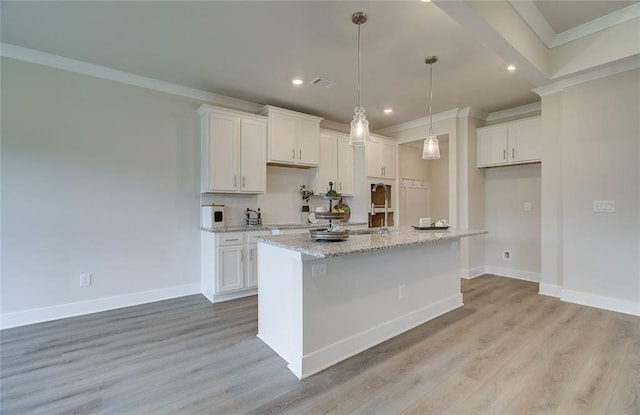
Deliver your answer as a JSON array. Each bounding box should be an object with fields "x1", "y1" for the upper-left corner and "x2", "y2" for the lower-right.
[
  {"x1": 428, "y1": 62, "x2": 433, "y2": 133},
  {"x1": 357, "y1": 23, "x2": 362, "y2": 109}
]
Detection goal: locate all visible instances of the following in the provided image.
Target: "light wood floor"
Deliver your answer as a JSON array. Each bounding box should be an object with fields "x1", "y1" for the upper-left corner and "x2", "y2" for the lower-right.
[{"x1": 1, "y1": 275, "x2": 638, "y2": 414}]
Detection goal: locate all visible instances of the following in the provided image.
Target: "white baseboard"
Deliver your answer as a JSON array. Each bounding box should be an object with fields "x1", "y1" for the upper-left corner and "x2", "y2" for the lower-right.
[
  {"x1": 561, "y1": 289, "x2": 640, "y2": 317},
  {"x1": 212, "y1": 288, "x2": 257, "y2": 303},
  {"x1": 0, "y1": 283, "x2": 201, "y2": 330},
  {"x1": 539, "y1": 283, "x2": 562, "y2": 298},
  {"x1": 484, "y1": 266, "x2": 540, "y2": 283},
  {"x1": 460, "y1": 266, "x2": 486, "y2": 279},
  {"x1": 295, "y1": 293, "x2": 463, "y2": 379}
]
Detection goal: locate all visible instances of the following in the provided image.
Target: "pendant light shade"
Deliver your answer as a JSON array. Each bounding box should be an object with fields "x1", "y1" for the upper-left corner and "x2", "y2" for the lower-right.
[
  {"x1": 349, "y1": 12, "x2": 370, "y2": 146},
  {"x1": 422, "y1": 56, "x2": 440, "y2": 160}
]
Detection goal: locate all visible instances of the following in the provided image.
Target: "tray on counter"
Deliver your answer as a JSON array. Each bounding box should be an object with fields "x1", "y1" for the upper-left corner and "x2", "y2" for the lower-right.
[
  {"x1": 412, "y1": 225, "x2": 450, "y2": 230},
  {"x1": 309, "y1": 228, "x2": 349, "y2": 242}
]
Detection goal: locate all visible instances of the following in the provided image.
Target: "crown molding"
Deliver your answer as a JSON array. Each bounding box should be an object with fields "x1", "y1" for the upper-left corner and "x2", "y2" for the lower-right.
[
  {"x1": 509, "y1": 1, "x2": 640, "y2": 48},
  {"x1": 485, "y1": 101, "x2": 541, "y2": 123},
  {"x1": 0, "y1": 43, "x2": 263, "y2": 113},
  {"x1": 533, "y1": 54, "x2": 640, "y2": 97},
  {"x1": 374, "y1": 108, "x2": 459, "y2": 136},
  {"x1": 457, "y1": 107, "x2": 488, "y2": 120}
]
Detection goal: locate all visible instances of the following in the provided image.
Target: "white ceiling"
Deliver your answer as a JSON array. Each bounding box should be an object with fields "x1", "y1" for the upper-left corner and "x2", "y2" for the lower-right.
[
  {"x1": 533, "y1": 0, "x2": 635, "y2": 33},
  {"x1": 0, "y1": 1, "x2": 635, "y2": 131}
]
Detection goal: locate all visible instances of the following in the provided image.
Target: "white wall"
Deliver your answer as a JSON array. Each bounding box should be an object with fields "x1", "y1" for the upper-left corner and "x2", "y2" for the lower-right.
[
  {"x1": 485, "y1": 164, "x2": 542, "y2": 282},
  {"x1": 1, "y1": 58, "x2": 202, "y2": 323},
  {"x1": 397, "y1": 141, "x2": 449, "y2": 224},
  {"x1": 559, "y1": 69, "x2": 640, "y2": 312}
]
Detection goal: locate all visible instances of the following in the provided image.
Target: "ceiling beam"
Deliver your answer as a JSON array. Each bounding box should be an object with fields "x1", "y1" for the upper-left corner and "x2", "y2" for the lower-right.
[{"x1": 434, "y1": 0, "x2": 550, "y2": 87}]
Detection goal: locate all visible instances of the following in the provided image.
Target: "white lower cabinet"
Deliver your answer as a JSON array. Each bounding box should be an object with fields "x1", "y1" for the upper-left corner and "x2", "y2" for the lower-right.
[{"x1": 201, "y1": 230, "x2": 270, "y2": 302}]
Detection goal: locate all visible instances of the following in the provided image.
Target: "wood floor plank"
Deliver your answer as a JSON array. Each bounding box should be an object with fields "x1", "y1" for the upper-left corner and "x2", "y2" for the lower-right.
[{"x1": 1, "y1": 276, "x2": 638, "y2": 415}]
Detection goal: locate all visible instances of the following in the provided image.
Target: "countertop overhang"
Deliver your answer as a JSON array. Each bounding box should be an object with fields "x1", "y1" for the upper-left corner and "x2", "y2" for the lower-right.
[
  {"x1": 255, "y1": 227, "x2": 487, "y2": 258},
  {"x1": 201, "y1": 222, "x2": 367, "y2": 233}
]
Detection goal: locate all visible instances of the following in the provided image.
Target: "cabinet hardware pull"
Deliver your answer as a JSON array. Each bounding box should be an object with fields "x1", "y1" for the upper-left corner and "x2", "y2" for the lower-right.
[
  {"x1": 292, "y1": 148, "x2": 295, "y2": 159},
  {"x1": 503, "y1": 149, "x2": 506, "y2": 160},
  {"x1": 226, "y1": 238, "x2": 240, "y2": 242},
  {"x1": 299, "y1": 149, "x2": 302, "y2": 160},
  {"x1": 233, "y1": 176, "x2": 237, "y2": 187},
  {"x1": 512, "y1": 148, "x2": 515, "y2": 159},
  {"x1": 242, "y1": 176, "x2": 245, "y2": 187},
  {"x1": 339, "y1": 182, "x2": 342, "y2": 191}
]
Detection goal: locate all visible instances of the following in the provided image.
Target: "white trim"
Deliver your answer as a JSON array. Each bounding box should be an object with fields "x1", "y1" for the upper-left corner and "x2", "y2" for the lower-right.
[
  {"x1": 534, "y1": 55, "x2": 640, "y2": 96},
  {"x1": 509, "y1": 1, "x2": 640, "y2": 48},
  {"x1": 0, "y1": 43, "x2": 262, "y2": 113},
  {"x1": 458, "y1": 106, "x2": 488, "y2": 121},
  {"x1": 374, "y1": 108, "x2": 459, "y2": 136},
  {"x1": 508, "y1": 0, "x2": 556, "y2": 48},
  {"x1": 292, "y1": 293, "x2": 463, "y2": 379},
  {"x1": 485, "y1": 266, "x2": 541, "y2": 283},
  {"x1": 485, "y1": 102, "x2": 541, "y2": 123},
  {"x1": 0, "y1": 283, "x2": 200, "y2": 329},
  {"x1": 551, "y1": 3, "x2": 640, "y2": 48},
  {"x1": 212, "y1": 288, "x2": 257, "y2": 304},
  {"x1": 460, "y1": 266, "x2": 486, "y2": 279},
  {"x1": 538, "y1": 283, "x2": 562, "y2": 298},
  {"x1": 561, "y1": 289, "x2": 640, "y2": 317}
]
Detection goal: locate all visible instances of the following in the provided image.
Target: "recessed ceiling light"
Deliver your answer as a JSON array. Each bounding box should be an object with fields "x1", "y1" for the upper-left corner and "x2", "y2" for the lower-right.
[
  {"x1": 291, "y1": 78, "x2": 304, "y2": 86},
  {"x1": 507, "y1": 64, "x2": 517, "y2": 72},
  {"x1": 383, "y1": 108, "x2": 393, "y2": 114},
  {"x1": 420, "y1": 0, "x2": 431, "y2": 2}
]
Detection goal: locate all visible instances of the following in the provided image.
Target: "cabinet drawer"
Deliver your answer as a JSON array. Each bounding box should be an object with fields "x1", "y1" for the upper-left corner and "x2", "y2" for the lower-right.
[
  {"x1": 216, "y1": 232, "x2": 244, "y2": 246},
  {"x1": 245, "y1": 231, "x2": 271, "y2": 244}
]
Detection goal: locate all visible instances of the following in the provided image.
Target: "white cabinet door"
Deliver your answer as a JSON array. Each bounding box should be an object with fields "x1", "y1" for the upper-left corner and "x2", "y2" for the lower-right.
[
  {"x1": 269, "y1": 112, "x2": 298, "y2": 163},
  {"x1": 477, "y1": 117, "x2": 541, "y2": 168},
  {"x1": 509, "y1": 119, "x2": 541, "y2": 163},
  {"x1": 337, "y1": 136, "x2": 355, "y2": 195},
  {"x1": 381, "y1": 140, "x2": 396, "y2": 179},
  {"x1": 318, "y1": 133, "x2": 338, "y2": 194},
  {"x1": 246, "y1": 243, "x2": 259, "y2": 288},
  {"x1": 367, "y1": 139, "x2": 383, "y2": 178},
  {"x1": 199, "y1": 105, "x2": 266, "y2": 194},
  {"x1": 298, "y1": 118, "x2": 320, "y2": 166},
  {"x1": 261, "y1": 106, "x2": 322, "y2": 166},
  {"x1": 216, "y1": 245, "x2": 244, "y2": 293},
  {"x1": 240, "y1": 118, "x2": 266, "y2": 193},
  {"x1": 367, "y1": 137, "x2": 396, "y2": 178},
  {"x1": 206, "y1": 112, "x2": 238, "y2": 192},
  {"x1": 477, "y1": 127, "x2": 508, "y2": 167}
]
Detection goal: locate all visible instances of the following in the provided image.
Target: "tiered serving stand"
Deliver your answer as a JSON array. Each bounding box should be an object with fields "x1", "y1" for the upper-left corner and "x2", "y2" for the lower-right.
[{"x1": 309, "y1": 182, "x2": 349, "y2": 242}]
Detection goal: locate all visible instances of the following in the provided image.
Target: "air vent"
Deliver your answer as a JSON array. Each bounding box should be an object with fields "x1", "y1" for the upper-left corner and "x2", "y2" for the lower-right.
[{"x1": 310, "y1": 77, "x2": 335, "y2": 88}]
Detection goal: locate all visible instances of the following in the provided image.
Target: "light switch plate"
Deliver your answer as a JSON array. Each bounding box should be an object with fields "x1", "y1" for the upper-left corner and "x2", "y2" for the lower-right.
[{"x1": 593, "y1": 200, "x2": 615, "y2": 213}]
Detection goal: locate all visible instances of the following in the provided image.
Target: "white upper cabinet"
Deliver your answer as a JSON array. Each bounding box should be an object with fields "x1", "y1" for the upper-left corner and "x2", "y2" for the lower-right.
[
  {"x1": 367, "y1": 135, "x2": 396, "y2": 179},
  {"x1": 198, "y1": 105, "x2": 267, "y2": 193},
  {"x1": 316, "y1": 131, "x2": 355, "y2": 195},
  {"x1": 259, "y1": 105, "x2": 323, "y2": 167},
  {"x1": 477, "y1": 117, "x2": 541, "y2": 168}
]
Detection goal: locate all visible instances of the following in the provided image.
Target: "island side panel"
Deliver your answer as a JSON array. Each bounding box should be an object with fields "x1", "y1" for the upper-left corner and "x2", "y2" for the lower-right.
[
  {"x1": 256, "y1": 242, "x2": 304, "y2": 376},
  {"x1": 300, "y1": 239, "x2": 462, "y2": 378}
]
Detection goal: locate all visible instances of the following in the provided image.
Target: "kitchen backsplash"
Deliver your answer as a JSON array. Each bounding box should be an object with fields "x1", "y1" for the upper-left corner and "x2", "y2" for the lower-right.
[{"x1": 202, "y1": 166, "x2": 342, "y2": 226}]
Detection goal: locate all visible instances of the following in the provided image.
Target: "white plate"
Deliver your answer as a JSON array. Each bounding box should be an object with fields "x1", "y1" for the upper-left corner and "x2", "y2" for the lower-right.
[{"x1": 308, "y1": 213, "x2": 319, "y2": 224}]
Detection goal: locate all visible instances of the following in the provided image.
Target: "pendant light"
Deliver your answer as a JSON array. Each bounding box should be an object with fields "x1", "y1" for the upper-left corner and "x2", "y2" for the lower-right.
[
  {"x1": 349, "y1": 12, "x2": 370, "y2": 146},
  {"x1": 422, "y1": 56, "x2": 440, "y2": 160}
]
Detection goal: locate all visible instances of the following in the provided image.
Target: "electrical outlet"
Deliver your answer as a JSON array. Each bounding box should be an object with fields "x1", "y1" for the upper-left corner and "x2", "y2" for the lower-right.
[
  {"x1": 399, "y1": 284, "x2": 406, "y2": 299},
  {"x1": 503, "y1": 251, "x2": 511, "y2": 262},
  {"x1": 524, "y1": 202, "x2": 532, "y2": 211},
  {"x1": 593, "y1": 200, "x2": 615, "y2": 213},
  {"x1": 311, "y1": 263, "x2": 327, "y2": 277},
  {"x1": 79, "y1": 273, "x2": 92, "y2": 287}
]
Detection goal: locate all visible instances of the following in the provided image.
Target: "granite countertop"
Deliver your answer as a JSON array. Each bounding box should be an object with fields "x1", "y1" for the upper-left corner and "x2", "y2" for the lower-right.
[
  {"x1": 254, "y1": 227, "x2": 488, "y2": 258},
  {"x1": 201, "y1": 222, "x2": 367, "y2": 233}
]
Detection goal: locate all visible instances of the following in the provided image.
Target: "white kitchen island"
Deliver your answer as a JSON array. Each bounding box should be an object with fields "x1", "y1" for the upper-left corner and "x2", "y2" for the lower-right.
[{"x1": 255, "y1": 227, "x2": 486, "y2": 379}]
